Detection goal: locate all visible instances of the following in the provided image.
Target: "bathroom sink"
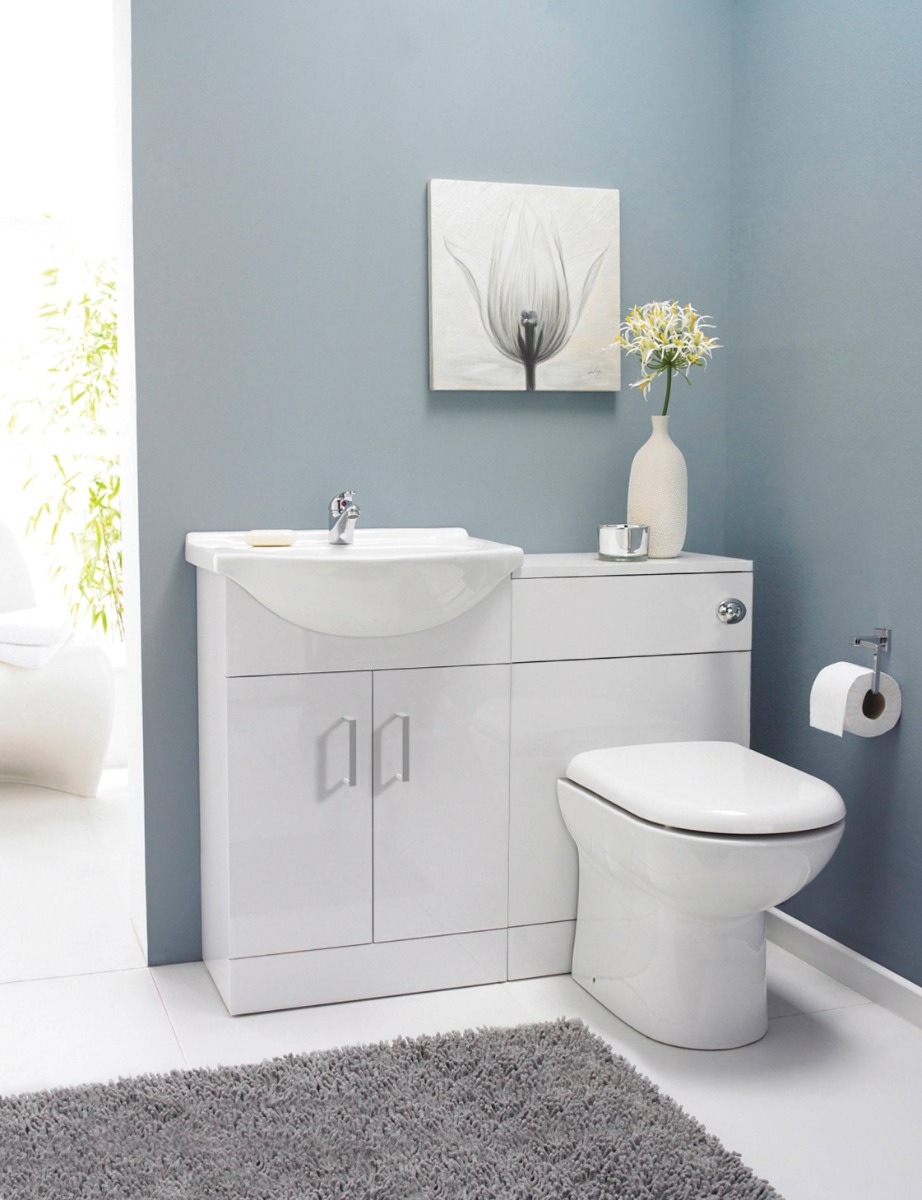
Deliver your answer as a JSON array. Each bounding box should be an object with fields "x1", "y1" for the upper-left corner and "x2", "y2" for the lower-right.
[{"x1": 185, "y1": 528, "x2": 524, "y2": 637}]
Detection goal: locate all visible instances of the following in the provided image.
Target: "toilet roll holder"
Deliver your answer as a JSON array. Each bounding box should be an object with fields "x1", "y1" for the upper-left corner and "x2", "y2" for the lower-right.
[{"x1": 851, "y1": 628, "x2": 890, "y2": 696}]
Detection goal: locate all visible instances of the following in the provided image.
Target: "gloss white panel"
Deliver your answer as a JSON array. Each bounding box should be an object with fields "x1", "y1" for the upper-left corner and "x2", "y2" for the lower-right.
[
  {"x1": 194, "y1": 568, "x2": 228, "y2": 675},
  {"x1": 214, "y1": 574, "x2": 512, "y2": 676},
  {"x1": 225, "y1": 672, "x2": 373, "y2": 957},
  {"x1": 509, "y1": 652, "x2": 750, "y2": 927},
  {"x1": 195, "y1": 550, "x2": 758, "y2": 1017},
  {"x1": 558, "y1": 779, "x2": 844, "y2": 1049},
  {"x1": 373, "y1": 665, "x2": 510, "y2": 942},
  {"x1": 512, "y1": 571, "x2": 752, "y2": 662},
  {"x1": 507, "y1": 921, "x2": 575, "y2": 980},
  {"x1": 214, "y1": 929, "x2": 508, "y2": 1015},
  {"x1": 197, "y1": 576, "x2": 232, "y2": 967}
]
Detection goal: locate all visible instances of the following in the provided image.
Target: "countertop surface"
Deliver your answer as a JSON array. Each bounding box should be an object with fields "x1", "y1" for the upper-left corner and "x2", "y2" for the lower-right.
[{"x1": 515, "y1": 551, "x2": 753, "y2": 578}]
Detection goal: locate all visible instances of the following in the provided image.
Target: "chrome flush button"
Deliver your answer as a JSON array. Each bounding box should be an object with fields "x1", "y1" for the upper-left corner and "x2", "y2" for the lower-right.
[{"x1": 717, "y1": 598, "x2": 748, "y2": 624}]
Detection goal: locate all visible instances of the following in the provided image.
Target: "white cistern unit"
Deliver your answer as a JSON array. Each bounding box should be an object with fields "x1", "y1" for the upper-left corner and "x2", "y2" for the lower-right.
[{"x1": 187, "y1": 536, "x2": 756, "y2": 1018}]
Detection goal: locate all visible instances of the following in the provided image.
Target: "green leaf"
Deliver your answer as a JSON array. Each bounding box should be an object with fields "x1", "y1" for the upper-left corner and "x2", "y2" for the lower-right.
[{"x1": 12, "y1": 254, "x2": 124, "y2": 640}]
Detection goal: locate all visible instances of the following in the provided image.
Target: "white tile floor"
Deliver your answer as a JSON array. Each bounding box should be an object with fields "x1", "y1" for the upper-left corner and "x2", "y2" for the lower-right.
[
  {"x1": 1, "y1": 945, "x2": 921, "y2": 1199},
  {"x1": 0, "y1": 769, "x2": 145, "y2": 983}
]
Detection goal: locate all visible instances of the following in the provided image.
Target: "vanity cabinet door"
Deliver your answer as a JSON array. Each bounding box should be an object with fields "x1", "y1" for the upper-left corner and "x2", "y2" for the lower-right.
[
  {"x1": 225, "y1": 672, "x2": 373, "y2": 957},
  {"x1": 508, "y1": 651, "x2": 751, "y2": 928},
  {"x1": 372, "y1": 665, "x2": 510, "y2": 942}
]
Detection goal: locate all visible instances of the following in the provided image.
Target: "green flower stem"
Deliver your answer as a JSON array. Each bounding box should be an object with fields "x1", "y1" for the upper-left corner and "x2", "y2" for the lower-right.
[{"x1": 661, "y1": 365, "x2": 673, "y2": 417}]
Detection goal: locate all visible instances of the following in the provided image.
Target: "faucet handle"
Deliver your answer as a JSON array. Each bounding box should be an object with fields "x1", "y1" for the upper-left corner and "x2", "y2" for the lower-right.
[{"x1": 329, "y1": 490, "x2": 358, "y2": 516}]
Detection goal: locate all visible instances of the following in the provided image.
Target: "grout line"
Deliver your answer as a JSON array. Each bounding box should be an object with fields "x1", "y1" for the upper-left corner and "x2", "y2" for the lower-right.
[
  {"x1": 148, "y1": 968, "x2": 191, "y2": 1067},
  {"x1": 0, "y1": 961, "x2": 148, "y2": 989},
  {"x1": 767, "y1": 998, "x2": 873, "y2": 1024}
]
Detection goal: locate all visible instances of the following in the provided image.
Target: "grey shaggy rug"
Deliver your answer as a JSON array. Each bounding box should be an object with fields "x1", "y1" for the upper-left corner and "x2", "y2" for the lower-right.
[{"x1": 0, "y1": 1018, "x2": 782, "y2": 1199}]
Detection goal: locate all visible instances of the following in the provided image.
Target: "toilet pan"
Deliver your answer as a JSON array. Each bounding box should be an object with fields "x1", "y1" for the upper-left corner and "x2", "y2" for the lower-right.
[{"x1": 558, "y1": 741, "x2": 845, "y2": 1050}]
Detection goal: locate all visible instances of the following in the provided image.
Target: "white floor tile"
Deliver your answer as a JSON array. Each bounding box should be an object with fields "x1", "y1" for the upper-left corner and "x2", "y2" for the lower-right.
[
  {"x1": 766, "y1": 941, "x2": 871, "y2": 1018},
  {"x1": 0, "y1": 969, "x2": 185, "y2": 1096},
  {"x1": 0, "y1": 774, "x2": 145, "y2": 983},
  {"x1": 151, "y1": 962, "x2": 527, "y2": 1069},
  {"x1": 678, "y1": 1004, "x2": 922, "y2": 1200}
]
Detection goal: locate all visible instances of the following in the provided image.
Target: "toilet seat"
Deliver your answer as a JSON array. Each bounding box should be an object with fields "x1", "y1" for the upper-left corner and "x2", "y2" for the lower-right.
[{"x1": 565, "y1": 740, "x2": 846, "y2": 835}]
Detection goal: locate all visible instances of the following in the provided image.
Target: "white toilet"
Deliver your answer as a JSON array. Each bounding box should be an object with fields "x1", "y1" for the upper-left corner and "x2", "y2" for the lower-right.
[{"x1": 558, "y1": 741, "x2": 845, "y2": 1050}]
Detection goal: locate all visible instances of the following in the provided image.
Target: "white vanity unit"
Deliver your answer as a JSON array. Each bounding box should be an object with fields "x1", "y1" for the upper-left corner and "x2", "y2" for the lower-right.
[{"x1": 189, "y1": 537, "x2": 752, "y2": 1015}]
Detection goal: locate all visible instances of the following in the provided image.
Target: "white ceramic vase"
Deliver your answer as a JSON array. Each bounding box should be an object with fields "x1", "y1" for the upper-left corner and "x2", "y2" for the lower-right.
[{"x1": 627, "y1": 414, "x2": 687, "y2": 558}]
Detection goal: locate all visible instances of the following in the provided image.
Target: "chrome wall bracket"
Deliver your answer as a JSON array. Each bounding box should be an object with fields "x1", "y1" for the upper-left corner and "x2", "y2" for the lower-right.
[{"x1": 852, "y1": 627, "x2": 890, "y2": 696}]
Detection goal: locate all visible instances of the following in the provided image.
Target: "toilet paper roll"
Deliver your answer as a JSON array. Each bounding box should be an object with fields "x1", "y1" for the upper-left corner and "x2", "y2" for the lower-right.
[{"x1": 809, "y1": 661, "x2": 902, "y2": 738}]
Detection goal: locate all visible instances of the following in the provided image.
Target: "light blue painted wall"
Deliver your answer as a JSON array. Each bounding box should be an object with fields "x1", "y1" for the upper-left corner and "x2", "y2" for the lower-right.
[
  {"x1": 131, "y1": 1, "x2": 734, "y2": 963},
  {"x1": 727, "y1": 1, "x2": 922, "y2": 982}
]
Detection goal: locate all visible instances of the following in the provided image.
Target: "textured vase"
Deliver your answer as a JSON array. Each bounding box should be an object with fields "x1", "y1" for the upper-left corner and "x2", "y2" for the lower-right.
[{"x1": 627, "y1": 414, "x2": 687, "y2": 558}]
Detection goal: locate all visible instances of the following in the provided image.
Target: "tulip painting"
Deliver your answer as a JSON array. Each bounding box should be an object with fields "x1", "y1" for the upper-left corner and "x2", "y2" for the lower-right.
[{"x1": 429, "y1": 179, "x2": 620, "y2": 392}]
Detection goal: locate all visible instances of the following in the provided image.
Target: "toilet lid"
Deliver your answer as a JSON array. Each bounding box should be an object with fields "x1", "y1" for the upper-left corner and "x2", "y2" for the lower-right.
[{"x1": 565, "y1": 741, "x2": 846, "y2": 835}]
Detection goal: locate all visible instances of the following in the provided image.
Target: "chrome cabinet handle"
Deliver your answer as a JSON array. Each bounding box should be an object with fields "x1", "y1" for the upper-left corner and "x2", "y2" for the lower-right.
[
  {"x1": 395, "y1": 712, "x2": 410, "y2": 782},
  {"x1": 342, "y1": 717, "x2": 357, "y2": 787},
  {"x1": 717, "y1": 598, "x2": 748, "y2": 625}
]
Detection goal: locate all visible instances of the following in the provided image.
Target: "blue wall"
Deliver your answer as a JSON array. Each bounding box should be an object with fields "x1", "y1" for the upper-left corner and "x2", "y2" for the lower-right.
[
  {"x1": 131, "y1": 1, "x2": 733, "y2": 963},
  {"x1": 727, "y1": 1, "x2": 922, "y2": 981},
  {"x1": 133, "y1": 1, "x2": 922, "y2": 983}
]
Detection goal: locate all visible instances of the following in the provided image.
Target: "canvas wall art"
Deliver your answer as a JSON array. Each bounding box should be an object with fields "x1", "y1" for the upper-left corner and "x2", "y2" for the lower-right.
[{"x1": 428, "y1": 178, "x2": 620, "y2": 392}]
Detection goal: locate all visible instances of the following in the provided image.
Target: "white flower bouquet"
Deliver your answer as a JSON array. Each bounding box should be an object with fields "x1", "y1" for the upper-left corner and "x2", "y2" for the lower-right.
[{"x1": 615, "y1": 301, "x2": 720, "y2": 415}]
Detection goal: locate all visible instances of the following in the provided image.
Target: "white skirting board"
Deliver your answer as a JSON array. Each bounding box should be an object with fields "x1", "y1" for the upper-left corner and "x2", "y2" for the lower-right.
[{"x1": 767, "y1": 908, "x2": 922, "y2": 1032}]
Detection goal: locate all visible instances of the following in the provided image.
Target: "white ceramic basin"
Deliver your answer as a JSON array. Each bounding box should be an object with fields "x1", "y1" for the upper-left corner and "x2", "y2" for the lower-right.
[{"x1": 185, "y1": 528, "x2": 524, "y2": 637}]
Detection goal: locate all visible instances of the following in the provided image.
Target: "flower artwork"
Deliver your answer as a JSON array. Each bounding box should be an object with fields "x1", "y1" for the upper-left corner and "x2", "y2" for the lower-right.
[{"x1": 428, "y1": 179, "x2": 620, "y2": 391}]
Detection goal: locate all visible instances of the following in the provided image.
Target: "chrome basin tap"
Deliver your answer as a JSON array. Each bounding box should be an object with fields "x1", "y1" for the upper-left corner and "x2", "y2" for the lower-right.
[{"x1": 328, "y1": 490, "x2": 360, "y2": 545}]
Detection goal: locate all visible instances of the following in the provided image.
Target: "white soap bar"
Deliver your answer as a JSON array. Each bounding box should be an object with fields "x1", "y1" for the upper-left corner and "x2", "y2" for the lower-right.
[{"x1": 244, "y1": 529, "x2": 296, "y2": 547}]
